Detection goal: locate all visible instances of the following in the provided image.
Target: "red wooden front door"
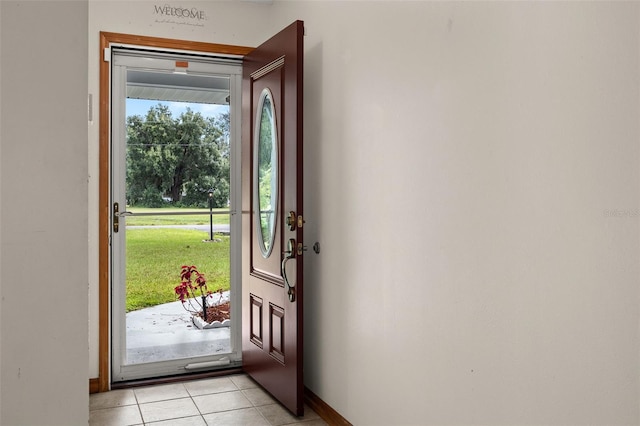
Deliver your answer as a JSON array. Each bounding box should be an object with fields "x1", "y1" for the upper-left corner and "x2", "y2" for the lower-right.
[{"x1": 241, "y1": 21, "x2": 304, "y2": 416}]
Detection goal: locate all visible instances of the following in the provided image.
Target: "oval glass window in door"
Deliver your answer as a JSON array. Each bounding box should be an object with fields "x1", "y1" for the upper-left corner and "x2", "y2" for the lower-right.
[{"x1": 254, "y1": 88, "x2": 278, "y2": 258}]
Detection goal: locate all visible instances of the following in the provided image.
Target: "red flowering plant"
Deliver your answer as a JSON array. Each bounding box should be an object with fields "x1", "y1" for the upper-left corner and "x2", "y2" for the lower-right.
[{"x1": 175, "y1": 265, "x2": 214, "y2": 322}]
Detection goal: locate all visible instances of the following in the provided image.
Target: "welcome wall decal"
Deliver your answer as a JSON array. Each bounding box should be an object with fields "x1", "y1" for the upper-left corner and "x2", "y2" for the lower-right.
[{"x1": 153, "y1": 4, "x2": 207, "y2": 27}]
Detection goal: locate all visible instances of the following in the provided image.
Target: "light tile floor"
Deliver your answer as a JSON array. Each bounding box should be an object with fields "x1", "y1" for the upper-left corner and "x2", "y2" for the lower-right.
[{"x1": 89, "y1": 374, "x2": 327, "y2": 426}]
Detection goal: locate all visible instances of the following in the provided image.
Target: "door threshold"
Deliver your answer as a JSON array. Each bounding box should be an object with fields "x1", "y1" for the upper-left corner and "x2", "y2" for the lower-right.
[{"x1": 111, "y1": 366, "x2": 243, "y2": 390}]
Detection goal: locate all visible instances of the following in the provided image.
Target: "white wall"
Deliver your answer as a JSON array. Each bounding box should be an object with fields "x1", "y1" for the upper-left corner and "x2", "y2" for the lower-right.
[
  {"x1": 1, "y1": 1, "x2": 89, "y2": 425},
  {"x1": 87, "y1": 1, "x2": 640, "y2": 425},
  {"x1": 272, "y1": 2, "x2": 640, "y2": 424}
]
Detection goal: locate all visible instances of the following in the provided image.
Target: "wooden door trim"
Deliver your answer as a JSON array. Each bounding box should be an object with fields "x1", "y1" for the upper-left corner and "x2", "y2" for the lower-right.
[{"x1": 97, "y1": 32, "x2": 253, "y2": 392}]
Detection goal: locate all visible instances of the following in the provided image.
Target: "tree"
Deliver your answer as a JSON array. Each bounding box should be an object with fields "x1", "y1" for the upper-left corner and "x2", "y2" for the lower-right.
[{"x1": 126, "y1": 104, "x2": 230, "y2": 208}]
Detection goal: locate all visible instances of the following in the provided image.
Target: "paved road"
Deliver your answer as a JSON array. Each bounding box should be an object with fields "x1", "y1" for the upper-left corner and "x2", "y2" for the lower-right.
[{"x1": 127, "y1": 224, "x2": 231, "y2": 233}]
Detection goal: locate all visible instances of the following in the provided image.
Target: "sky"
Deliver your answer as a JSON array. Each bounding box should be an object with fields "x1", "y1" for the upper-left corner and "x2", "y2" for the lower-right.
[{"x1": 126, "y1": 98, "x2": 228, "y2": 119}]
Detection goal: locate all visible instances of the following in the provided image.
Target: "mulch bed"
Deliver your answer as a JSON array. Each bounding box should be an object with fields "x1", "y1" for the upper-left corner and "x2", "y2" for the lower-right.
[{"x1": 196, "y1": 302, "x2": 230, "y2": 323}]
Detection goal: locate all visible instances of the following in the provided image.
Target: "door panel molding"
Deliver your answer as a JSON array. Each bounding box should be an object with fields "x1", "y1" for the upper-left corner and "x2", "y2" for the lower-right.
[
  {"x1": 269, "y1": 303, "x2": 285, "y2": 364},
  {"x1": 97, "y1": 32, "x2": 252, "y2": 392},
  {"x1": 249, "y1": 293, "x2": 263, "y2": 348},
  {"x1": 248, "y1": 63, "x2": 285, "y2": 280}
]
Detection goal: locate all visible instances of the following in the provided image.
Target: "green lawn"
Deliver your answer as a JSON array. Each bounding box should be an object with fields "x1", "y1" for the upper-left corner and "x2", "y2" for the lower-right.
[{"x1": 126, "y1": 227, "x2": 230, "y2": 312}]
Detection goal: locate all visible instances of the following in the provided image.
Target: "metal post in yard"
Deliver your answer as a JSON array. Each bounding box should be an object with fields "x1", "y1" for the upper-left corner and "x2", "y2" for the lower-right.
[{"x1": 208, "y1": 189, "x2": 214, "y2": 241}]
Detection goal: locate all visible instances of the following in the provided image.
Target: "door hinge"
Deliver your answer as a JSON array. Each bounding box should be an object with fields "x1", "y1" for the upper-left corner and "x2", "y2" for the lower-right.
[
  {"x1": 88, "y1": 94, "x2": 93, "y2": 123},
  {"x1": 103, "y1": 47, "x2": 111, "y2": 62}
]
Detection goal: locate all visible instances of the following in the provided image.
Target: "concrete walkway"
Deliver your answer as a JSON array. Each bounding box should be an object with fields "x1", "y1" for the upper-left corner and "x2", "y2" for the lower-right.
[{"x1": 125, "y1": 292, "x2": 231, "y2": 364}]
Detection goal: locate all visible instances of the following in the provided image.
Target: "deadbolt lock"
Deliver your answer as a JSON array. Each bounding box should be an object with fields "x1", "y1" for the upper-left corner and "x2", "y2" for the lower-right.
[
  {"x1": 286, "y1": 211, "x2": 305, "y2": 231},
  {"x1": 286, "y1": 211, "x2": 297, "y2": 231}
]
